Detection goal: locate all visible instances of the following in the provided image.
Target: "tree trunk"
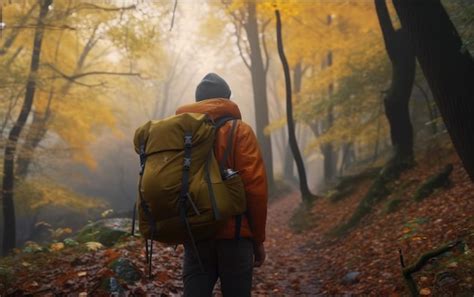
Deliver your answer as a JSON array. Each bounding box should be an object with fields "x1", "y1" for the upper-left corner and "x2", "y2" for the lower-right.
[
  {"x1": 283, "y1": 62, "x2": 304, "y2": 181},
  {"x1": 245, "y1": 2, "x2": 274, "y2": 188},
  {"x1": 375, "y1": 0, "x2": 416, "y2": 171},
  {"x1": 414, "y1": 82, "x2": 438, "y2": 135},
  {"x1": 16, "y1": 25, "x2": 98, "y2": 178},
  {"x1": 322, "y1": 142, "x2": 336, "y2": 181},
  {"x1": 393, "y1": 0, "x2": 474, "y2": 181},
  {"x1": 16, "y1": 111, "x2": 48, "y2": 177},
  {"x1": 339, "y1": 142, "x2": 353, "y2": 176},
  {"x1": 283, "y1": 146, "x2": 295, "y2": 181},
  {"x1": 275, "y1": 10, "x2": 316, "y2": 201},
  {"x1": 1, "y1": 0, "x2": 52, "y2": 256},
  {"x1": 322, "y1": 99, "x2": 337, "y2": 182}
]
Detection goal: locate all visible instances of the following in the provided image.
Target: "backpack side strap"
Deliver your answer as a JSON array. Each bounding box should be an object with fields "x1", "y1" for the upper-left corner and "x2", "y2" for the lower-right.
[{"x1": 219, "y1": 119, "x2": 238, "y2": 174}]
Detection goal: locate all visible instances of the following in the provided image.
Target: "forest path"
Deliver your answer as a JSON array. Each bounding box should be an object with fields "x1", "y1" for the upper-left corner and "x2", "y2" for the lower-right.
[
  {"x1": 252, "y1": 192, "x2": 322, "y2": 296},
  {"x1": 5, "y1": 191, "x2": 323, "y2": 297}
]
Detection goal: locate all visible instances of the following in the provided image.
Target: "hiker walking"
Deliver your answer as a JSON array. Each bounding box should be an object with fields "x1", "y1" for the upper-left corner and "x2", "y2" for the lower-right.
[
  {"x1": 176, "y1": 73, "x2": 268, "y2": 297},
  {"x1": 133, "y1": 72, "x2": 267, "y2": 297}
]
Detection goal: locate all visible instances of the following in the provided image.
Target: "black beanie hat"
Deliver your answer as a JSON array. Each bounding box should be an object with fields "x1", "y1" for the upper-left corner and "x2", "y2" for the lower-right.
[{"x1": 195, "y1": 73, "x2": 231, "y2": 102}]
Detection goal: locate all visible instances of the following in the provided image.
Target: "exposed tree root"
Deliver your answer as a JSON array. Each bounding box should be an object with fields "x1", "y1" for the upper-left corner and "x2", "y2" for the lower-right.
[
  {"x1": 413, "y1": 164, "x2": 453, "y2": 202},
  {"x1": 330, "y1": 152, "x2": 414, "y2": 236},
  {"x1": 399, "y1": 240, "x2": 463, "y2": 297}
]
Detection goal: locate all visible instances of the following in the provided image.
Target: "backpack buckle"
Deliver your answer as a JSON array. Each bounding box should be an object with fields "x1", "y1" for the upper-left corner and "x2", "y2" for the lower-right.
[
  {"x1": 183, "y1": 157, "x2": 191, "y2": 170},
  {"x1": 184, "y1": 135, "x2": 192, "y2": 148}
]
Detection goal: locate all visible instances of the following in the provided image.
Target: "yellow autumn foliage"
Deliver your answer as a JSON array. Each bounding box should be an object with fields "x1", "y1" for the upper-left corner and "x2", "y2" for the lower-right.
[
  {"x1": 15, "y1": 177, "x2": 107, "y2": 214},
  {"x1": 1, "y1": 0, "x2": 162, "y2": 170}
]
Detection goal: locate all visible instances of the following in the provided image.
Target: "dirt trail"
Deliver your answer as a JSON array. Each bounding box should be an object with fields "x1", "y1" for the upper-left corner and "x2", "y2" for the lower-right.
[{"x1": 253, "y1": 192, "x2": 321, "y2": 296}]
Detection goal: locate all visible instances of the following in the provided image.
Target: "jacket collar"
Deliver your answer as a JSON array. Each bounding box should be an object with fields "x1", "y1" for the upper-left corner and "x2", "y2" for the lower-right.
[{"x1": 176, "y1": 98, "x2": 242, "y2": 121}]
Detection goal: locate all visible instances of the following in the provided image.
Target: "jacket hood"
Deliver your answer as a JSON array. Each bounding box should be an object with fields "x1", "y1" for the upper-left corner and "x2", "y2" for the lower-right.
[{"x1": 176, "y1": 98, "x2": 242, "y2": 121}]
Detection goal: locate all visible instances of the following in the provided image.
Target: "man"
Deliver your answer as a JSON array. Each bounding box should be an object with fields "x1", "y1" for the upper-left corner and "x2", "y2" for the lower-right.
[{"x1": 175, "y1": 73, "x2": 268, "y2": 297}]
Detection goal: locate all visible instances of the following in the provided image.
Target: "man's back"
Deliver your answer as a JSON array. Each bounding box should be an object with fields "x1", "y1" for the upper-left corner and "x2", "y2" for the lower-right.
[
  {"x1": 176, "y1": 98, "x2": 268, "y2": 244},
  {"x1": 176, "y1": 73, "x2": 268, "y2": 297}
]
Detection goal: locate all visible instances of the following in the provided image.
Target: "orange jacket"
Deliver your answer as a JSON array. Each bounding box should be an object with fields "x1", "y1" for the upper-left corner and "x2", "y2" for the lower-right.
[{"x1": 176, "y1": 98, "x2": 268, "y2": 244}]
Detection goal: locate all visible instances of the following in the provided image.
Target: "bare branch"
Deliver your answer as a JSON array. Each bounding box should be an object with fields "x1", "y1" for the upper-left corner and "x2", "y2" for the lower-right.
[
  {"x1": 290, "y1": 16, "x2": 324, "y2": 39},
  {"x1": 43, "y1": 63, "x2": 143, "y2": 82},
  {"x1": 5, "y1": 46, "x2": 23, "y2": 69},
  {"x1": 232, "y1": 21, "x2": 251, "y2": 70},
  {"x1": 170, "y1": 0, "x2": 178, "y2": 31},
  {"x1": 400, "y1": 240, "x2": 463, "y2": 296},
  {"x1": 72, "y1": 3, "x2": 136, "y2": 12},
  {"x1": 0, "y1": 87, "x2": 25, "y2": 137},
  {"x1": 0, "y1": 3, "x2": 38, "y2": 56},
  {"x1": 261, "y1": 18, "x2": 272, "y2": 30},
  {"x1": 261, "y1": 19, "x2": 271, "y2": 74},
  {"x1": 3, "y1": 24, "x2": 76, "y2": 31},
  {"x1": 262, "y1": 33, "x2": 270, "y2": 74}
]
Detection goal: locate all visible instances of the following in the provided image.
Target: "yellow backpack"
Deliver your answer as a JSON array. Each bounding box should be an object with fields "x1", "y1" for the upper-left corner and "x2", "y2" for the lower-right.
[{"x1": 132, "y1": 113, "x2": 246, "y2": 275}]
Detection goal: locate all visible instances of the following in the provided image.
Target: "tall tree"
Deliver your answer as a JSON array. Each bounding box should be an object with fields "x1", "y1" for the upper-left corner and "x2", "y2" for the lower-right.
[
  {"x1": 282, "y1": 62, "x2": 304, "y2": 182},
  {"x1": 15, "y1": 3, "x2": 140, "y2": 178},
  {"x1": 320, "y1": 17, "x2": 338, "y2": 182},
  {"x1": 226, "y1": 1, "x2": 274, "y2": 188},
  {"x1": 375, "y1": 0, "x2": 415, "y2": 172},
  {"x1": 393, "y1": 0, "x2": 474, "y2": 181},
  {"x1": 245, "y1": 2, "x2": 274, "y2": 187},
  {"x1": 275, "y1": 9, "x2": 316, "y2": 201},
  {"x1": 2, "y1": 0, "x2": 52, "y2": 255}
]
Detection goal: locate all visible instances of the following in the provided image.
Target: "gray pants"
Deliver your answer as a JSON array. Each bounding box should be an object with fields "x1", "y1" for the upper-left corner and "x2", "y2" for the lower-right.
[{"x1": 183, "y1": 239, "x2": 254, "y2": 297}]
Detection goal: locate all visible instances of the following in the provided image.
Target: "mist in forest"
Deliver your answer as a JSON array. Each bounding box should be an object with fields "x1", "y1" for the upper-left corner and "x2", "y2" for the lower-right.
[
  {"x1": 35, "y1": 1, "x2": 326, "y2": 215},
  {"x1": 0, "y1": 0, "x2": 473, "y2": 294}
]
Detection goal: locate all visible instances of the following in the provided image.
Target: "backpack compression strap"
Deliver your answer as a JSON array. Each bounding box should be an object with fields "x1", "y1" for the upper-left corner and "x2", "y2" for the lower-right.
[
  {"x1": 179, "y1": 132, "x2": 204, "y2": 271},
  {"x1": 134, "y1": 141, "x2": 157, "y2": 279},
  {"x1": 215, "y1": 118, "x2": 243, "y2": 240}
]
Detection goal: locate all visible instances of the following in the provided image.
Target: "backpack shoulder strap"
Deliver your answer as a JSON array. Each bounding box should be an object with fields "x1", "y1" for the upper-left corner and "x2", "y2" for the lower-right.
[
  {"x1": 214, "y1": 116, "x2": 235, "y2": 130},
  {"x1": 219, "y1": 119, "x2": 238, "y2": 173}
]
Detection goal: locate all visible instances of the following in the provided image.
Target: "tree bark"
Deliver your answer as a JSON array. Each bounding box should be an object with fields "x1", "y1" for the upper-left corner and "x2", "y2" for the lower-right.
[
  {"x1": 283, "y1": 145, "x2": 295, "y2": 181},
  {"x1": 275, "y1": 10, "x2": 316, "y2": 201},
  {"x1": 321, "y1": 142, "x2": 336, "y2": 181},
  {"x1": 16, "y1": 111, "x2": 48, "y2": 177},
  {"x1": 322, "y1": 90, "x2": 337, "y2": 182},
  {"x1": 414, "y1": 82, "x2": 438, "y2": 135},
  {"x1": 339, "y1": 142, "x2": 353, "y2": 176},
  {"x1": 283, "y1": 62, "x2": 304, "y2": 181},
  {"x1": 375, "y1": 0, "x2": 415, "y2": 170},
  {"x1": 245, "y1": 2, "x2": 274, "y2": 188},
  {"x1": 393, "y1": 0, "x2": 474, "y2": 181},
  {"x1": 1, "y1": 0, "x2": 52, "y2": 256}
]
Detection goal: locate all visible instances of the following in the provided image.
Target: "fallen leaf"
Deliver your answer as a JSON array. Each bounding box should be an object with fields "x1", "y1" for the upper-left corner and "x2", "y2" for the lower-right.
[
  {"x1": 157, "y1": 271, "x2": 170, "y2": 283},
  {"x1": 419, "y1": 288, "x2": 431, "y2": 295},
  {"x1": 85, "y1": 242, "x2": 104, "y2": 251},
  {"x1": 77, "y1": 271, "x2": 87, "y2": 277},
  {"x1": 51, "y1": 242, "x2": 65, "y2": 251},
  {"x1": 104, "y1": 249, "x2": 120, "y2": 263},
  {"x1": 447, "y1": 261, "x2": 458, "y2": 268},
  {"x1": 101, "y1": 209, "x2": 114, "y2": 218}
]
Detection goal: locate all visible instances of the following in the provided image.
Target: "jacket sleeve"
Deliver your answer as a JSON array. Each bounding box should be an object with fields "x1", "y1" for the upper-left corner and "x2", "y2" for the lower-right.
[{"x1": 233, "y1": 121, "x2": 268, "y2": 244}]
